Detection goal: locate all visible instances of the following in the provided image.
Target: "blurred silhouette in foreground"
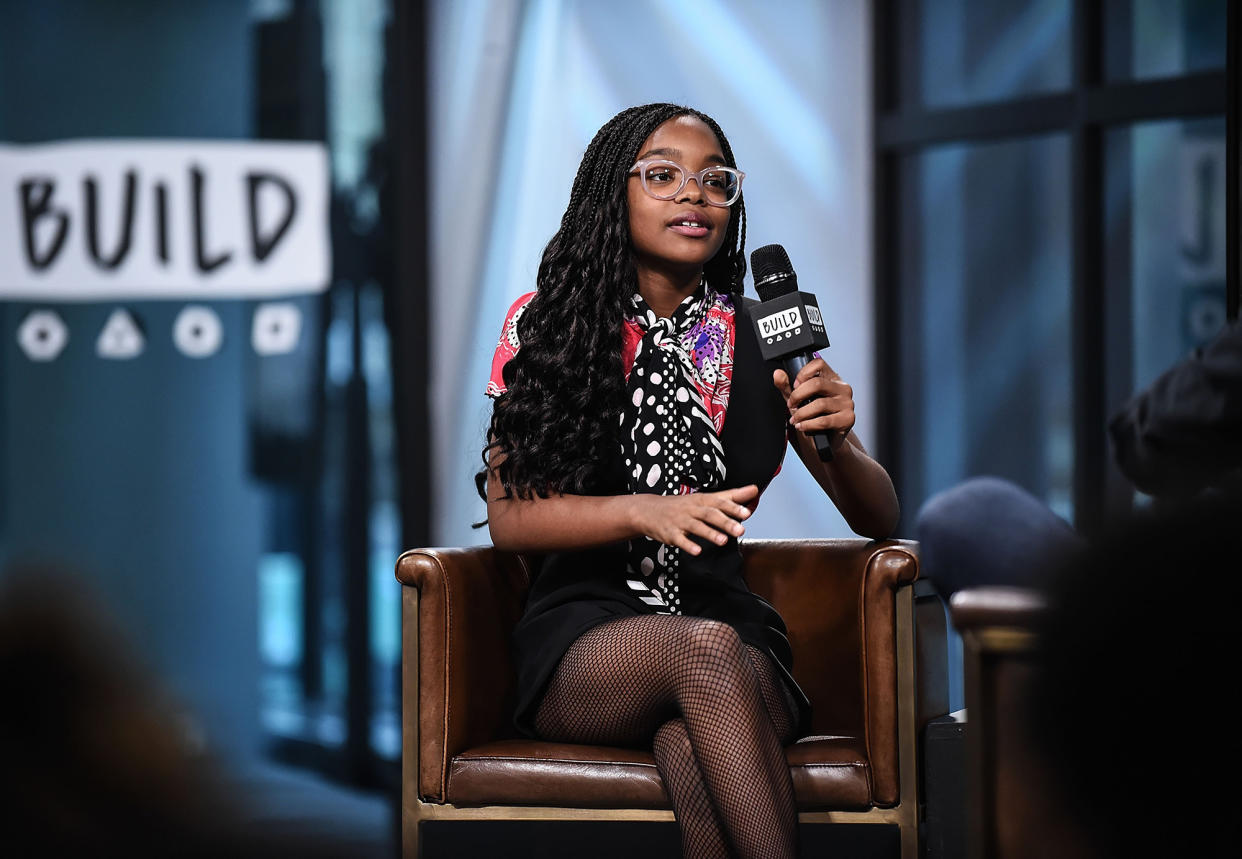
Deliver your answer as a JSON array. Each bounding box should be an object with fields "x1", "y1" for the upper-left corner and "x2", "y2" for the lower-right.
[
  {"x1": 0, "y1": 566, "x2": 238, "y2": 857},
  {"x1": 951, "y1": 492, "x2": 1240, "y2": 859},
  {"x1": 1026, "y1": 492, "x2": 1240, "y2": 857},
  {"x1": 0, "y1": 567, "x2": 388, "y2": 858},
  {"x1": 918, "y1": 318, "x2": 1242, "y2": 597}
]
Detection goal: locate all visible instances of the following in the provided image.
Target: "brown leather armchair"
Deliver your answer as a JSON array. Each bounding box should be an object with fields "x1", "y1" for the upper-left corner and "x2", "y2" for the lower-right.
[{"x1": 396, "y1": 539, "x2": 925, "y2": 858}]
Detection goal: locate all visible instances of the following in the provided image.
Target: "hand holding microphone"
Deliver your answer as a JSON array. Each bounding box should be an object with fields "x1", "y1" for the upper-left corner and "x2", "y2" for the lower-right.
[
  {"x1": 750, "y1": 244, "x2": 854, "y2": 462},
  {"x1": 774, "y1": 358, "x2": 856, "y2": 461}
]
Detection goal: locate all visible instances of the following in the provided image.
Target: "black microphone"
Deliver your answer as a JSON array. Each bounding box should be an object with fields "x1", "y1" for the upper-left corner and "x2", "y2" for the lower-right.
[{"x1": 749, "y1": 244, "x2": 835, "y2": 462}]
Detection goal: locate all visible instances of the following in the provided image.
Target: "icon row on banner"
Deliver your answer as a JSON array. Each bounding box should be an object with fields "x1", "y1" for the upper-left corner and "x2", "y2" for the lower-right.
[{"x1": 16, "y1": 304, "x2": 304, "y2": 362}]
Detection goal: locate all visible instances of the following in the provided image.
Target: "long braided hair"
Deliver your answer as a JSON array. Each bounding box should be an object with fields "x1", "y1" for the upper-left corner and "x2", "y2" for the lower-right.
[{"x1": 480, "y1": 104, "x2": 748, "y2": 501}]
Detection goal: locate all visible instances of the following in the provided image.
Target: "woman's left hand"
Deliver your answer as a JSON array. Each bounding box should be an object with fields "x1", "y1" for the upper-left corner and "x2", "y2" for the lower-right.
[{"x1": 773, "y1": 358, "x2": 855, "y2": 448}]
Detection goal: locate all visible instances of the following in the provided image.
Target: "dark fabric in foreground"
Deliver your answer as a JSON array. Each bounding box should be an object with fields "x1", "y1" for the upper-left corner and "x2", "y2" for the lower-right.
[{"x1": 1109, "y1": 319, "x2": 1242, "y2": 497}]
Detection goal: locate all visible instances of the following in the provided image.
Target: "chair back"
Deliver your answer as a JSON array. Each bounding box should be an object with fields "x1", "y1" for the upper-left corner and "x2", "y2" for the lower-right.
[{"x1": 741, "y1": 539, "x2": 877, "y2": 738}]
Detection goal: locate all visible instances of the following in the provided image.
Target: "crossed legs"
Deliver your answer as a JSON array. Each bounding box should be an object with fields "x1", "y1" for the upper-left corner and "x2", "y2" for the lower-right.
[{"x1": 534, "y1": 615, "x2": 798, "y2": 858}]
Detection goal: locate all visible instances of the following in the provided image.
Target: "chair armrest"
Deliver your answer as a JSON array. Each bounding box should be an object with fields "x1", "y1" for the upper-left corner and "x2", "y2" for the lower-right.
[
  {"x1": 396, "y1": 547, "x2": 531, "y2": 802},
  {"x1": 857, "y1": 542, "x2": 920, "y2": 805},
  {"x1": 950, "y1": 586, "x2": 1046, "y2": 633}
]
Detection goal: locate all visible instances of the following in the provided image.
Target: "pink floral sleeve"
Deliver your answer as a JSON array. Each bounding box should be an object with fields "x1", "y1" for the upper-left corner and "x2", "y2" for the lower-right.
[{"x1": 486, "y1": 292, "x2": 536, "y2": 398}]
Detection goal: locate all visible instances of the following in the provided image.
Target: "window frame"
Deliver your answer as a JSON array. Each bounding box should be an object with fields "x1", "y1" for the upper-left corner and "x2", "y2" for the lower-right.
[{"x1": 872, "y1": 0, "x2": 1237, "y2": 534}]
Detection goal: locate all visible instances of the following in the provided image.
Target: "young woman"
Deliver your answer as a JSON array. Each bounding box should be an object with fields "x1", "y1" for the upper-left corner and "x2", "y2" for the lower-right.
[{"x1": 480, "y1": 104, "x2": 899, "y2": 858}]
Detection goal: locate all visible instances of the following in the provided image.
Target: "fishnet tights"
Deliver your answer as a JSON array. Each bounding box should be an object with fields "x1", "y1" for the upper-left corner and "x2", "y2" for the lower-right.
[{"x1": 534, "y1": 615, "x2": 798, "y2": 858}]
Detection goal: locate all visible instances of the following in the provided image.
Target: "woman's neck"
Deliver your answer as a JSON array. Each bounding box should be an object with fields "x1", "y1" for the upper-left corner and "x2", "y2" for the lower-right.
[{"x1": 636, "y1": 267, "x2": 703, "y2": 318}]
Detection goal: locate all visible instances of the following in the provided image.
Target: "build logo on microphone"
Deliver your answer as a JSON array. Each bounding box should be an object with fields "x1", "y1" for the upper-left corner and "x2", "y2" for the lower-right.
[{"x1": 757, "y1": 307, "x2": 803, "y2": 343}]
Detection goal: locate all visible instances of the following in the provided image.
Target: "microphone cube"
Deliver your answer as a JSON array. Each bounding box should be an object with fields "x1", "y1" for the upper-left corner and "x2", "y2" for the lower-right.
[{"x1": 751, "y1": 291, "x2": 830, "y2": 362}]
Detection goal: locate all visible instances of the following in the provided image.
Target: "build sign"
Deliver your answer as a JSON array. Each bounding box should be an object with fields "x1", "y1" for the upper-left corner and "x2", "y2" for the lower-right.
[{"x1": 0, "y1": 140, "x2": 330, "y2": 300}]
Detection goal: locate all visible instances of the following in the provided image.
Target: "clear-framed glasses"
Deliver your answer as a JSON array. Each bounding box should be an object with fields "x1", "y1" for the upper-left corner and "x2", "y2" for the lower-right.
[{"x1": 628, "y1": 159, "x2": 745, "y2": 207}]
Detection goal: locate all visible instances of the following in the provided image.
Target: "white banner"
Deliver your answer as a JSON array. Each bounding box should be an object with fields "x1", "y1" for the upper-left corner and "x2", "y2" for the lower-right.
[{"x1": 0, "y1": 140, "x2": 331, "y2": 300}]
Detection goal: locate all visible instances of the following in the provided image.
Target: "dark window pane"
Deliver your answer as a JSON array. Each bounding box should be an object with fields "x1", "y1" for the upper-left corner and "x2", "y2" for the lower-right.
[
  {"x1": 1105, "y1": 0, "x2": 1227, "y2": 82},
  {"x1": 898, "y1": 134, "x2": 1073, "y2": 521},
  {"x1": 899, "y1": 0, "x2": 1072, "y2": 108},
  {"x1": 1105, "y1": 116, "x2": 1227, "y2": 414}
]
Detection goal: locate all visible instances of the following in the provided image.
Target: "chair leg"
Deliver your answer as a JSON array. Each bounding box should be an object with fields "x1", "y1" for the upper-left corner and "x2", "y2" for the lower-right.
[
  {"x1": 900, "y1": 806, "x2": 919, "y2": 859},
  {"x1": 402, "y1": 801, "x2": 420, "y2": 859}
]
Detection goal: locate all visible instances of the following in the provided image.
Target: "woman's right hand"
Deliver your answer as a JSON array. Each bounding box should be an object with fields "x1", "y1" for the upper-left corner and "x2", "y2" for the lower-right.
[{"x1": 628, "y1": 485, "x2": 760, "y2": 555}]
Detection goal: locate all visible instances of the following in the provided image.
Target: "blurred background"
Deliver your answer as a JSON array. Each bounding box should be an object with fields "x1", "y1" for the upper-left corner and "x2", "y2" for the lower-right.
[{"x1": 0, "y1": 0, "x2": 1235, "y2": 855}]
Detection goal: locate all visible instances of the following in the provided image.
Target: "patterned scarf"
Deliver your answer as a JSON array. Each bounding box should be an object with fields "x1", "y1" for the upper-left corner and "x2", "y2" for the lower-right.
[{"x1": 621, "y1": 284, "x2": 729, "y2": 614}]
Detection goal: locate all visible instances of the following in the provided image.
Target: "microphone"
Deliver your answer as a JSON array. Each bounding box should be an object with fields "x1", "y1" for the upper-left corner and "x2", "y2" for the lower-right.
[{"x1": 749, "y1": 243, "x2": 835, "y2": 462}]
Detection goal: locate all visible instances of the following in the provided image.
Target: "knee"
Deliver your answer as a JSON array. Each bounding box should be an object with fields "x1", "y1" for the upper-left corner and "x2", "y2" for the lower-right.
[
  {"x1": 675, "y1": 619, "x2": 749, "y2": 687},
  {"x1": 916, "y1": 476, "x2": 1078, "y2": 595},
  {"x1": 917, "y1": 477, "x2": 1025, "y2": 539},
  {"x1": 916, "y1": 480, "x2": 991, "y2": 596},
  {"x1": 684, "y1": 619, "x2": 745, "y2": 660}
]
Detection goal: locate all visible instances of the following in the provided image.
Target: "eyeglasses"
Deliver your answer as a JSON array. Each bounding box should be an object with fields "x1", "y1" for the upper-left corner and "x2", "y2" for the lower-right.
[{"x1": 628, "y1": 159, "x2": 745, "y2": 207}]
